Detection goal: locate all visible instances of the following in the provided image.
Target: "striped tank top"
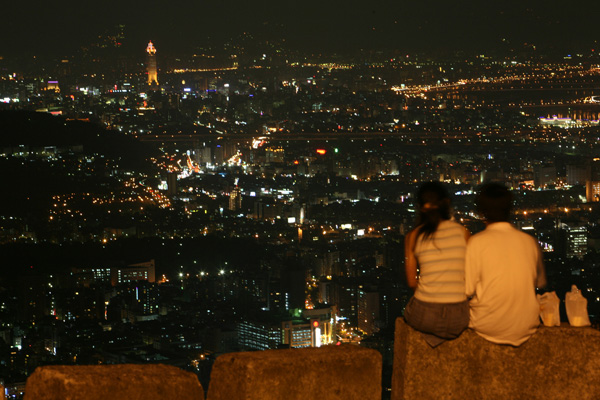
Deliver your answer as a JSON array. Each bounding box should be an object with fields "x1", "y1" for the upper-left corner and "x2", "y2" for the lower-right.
[{"x1": 414, "y1": 220, "x2": 467, "y2": 303}]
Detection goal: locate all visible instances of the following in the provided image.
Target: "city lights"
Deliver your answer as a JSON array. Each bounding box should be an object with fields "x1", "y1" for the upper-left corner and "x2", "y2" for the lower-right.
[{"x1": 1, "y1": 13, "x2": 600, "y2": 397}]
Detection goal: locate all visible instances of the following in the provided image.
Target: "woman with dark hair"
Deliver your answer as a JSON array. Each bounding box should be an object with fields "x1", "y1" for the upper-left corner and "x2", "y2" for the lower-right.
[{"x1": 403, "y1": 182, "x2": 471, "y2": 347}]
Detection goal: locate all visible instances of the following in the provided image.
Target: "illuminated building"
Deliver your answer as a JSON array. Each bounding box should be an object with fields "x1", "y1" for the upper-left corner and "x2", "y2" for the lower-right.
[
  {"x1": 562, "y1": 222, "x2": 588, "y2": 259},
  {"x1": 282, "y1": 321, "x2": 312, "y2": 348},
  {"x1": 281, "y1": 316, "x2": 334, "y2": 348},
  {"x1": 229, "y1": 187, "x2": 242, "y2": 211},
  {"x1": 586, "y1": 181, "x2": 600, "y2": 202},
  {"x1": 146, "y1": 41, "x2": 158, "y2": 86},
  {"x1": 303, "y1": 307, "x2": 336, "y2": 346},
  {"x1": 72, "y1": 267, "x2": 112, "y2": 286},
  {"x1": 71, "y1": 260, "x2": 157, "y2": 286},
  {"x1": 114, "y1": 264, "x2": 155, "y2": 285},
  {"x1": 539, "y1": 116, "x2": 575, "y2": 127},
  {"x1": 46, "y1": 80, "x2": 60, "y2": 92},
  {"x1": 128, "y1": 283, "x2": 158, "y2": 316},
  {"x1": 4, "y1": 383, "x2": 25, "y2": 399},
  {"x1": 265, "y1": 147, "x2": 284, "y2": 163},
  {"x1": 238, "y1": 307, "x2": 335, "y2": 350},
  {"x1": 237, "y1": 321, "x2": 282, "y2": 351}
]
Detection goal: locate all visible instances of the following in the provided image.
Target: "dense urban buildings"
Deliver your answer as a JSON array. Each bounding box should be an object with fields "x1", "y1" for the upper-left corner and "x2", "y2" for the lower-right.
[{"x1": 1, "y1": 21, "x2": 600, "y2": 399}]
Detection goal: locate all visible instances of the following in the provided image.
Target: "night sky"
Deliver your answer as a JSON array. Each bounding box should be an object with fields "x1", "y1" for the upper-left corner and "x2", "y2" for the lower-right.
[{"x1": 3, "y1": 0, "x2": 600, "y2": 56}]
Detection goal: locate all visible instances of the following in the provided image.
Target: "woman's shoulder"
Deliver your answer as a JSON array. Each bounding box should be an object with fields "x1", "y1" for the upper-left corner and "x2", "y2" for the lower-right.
[
  {"x1": 440, "y1": 220, "x2": 470, "y2": 241},
  {"x1": 442, "y1": 219, "x2": 462, "y2": 227},
  {"x1": 405, "y1": 226, "x2": 421, "y2": 241},
  {"x1": 442, "y1": 219, "x2": 469, "y2": 232}
]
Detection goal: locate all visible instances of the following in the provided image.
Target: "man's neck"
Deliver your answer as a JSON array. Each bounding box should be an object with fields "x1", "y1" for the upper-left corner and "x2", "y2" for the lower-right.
[{"x1": 485, "y1": 220, "x2": 509, "y2": 227}]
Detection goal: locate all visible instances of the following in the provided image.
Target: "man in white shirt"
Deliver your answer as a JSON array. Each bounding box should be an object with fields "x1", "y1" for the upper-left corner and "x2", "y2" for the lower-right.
[{"x1": 465, "y1": 183, "x2": 546, "y2": 346}]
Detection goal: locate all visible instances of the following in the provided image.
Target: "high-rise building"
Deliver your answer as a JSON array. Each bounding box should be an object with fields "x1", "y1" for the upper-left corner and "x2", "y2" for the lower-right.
[
  {"x1": 229, "y1": 187, "x2": 242, "y2": 211},
  {"x1": 358, "y1": 288, "x2": 380, "y2": 335},
  {"x1": 237, "y1": 321, "x2": 281, "y2": 351},
  {"x1": 146, "y1": 41, "x2": 158, "y2": 86},
  {"x1": 562, "y1": 222, "x2": 588, "y2": 259},
  {"x1": 303, "y1": 307, "x2": 337, "y2": 347},
  {"x1": 534, "y1": 164, "x2": 556, "y2": 188},
  {"x1": 586, "y1": 181, "x2": 600, "y2": 202},
  {"x1": 167, "y1": 172, "x2": 177, "y2": 196},
  {"x1": 567, "y1": 164, "x2": 591, "y2": 186},
  {"x1": 282, "y1": 321, "x2": 312, "y2": 348},
  {"x1": 126, "y1": 260, "x2": 157, "y2": 283}
]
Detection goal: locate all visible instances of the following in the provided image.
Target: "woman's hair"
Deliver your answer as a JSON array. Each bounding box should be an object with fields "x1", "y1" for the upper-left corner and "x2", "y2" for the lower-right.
[{"x1": 415, "y1": 181, "x2": 451, "y2": 241}]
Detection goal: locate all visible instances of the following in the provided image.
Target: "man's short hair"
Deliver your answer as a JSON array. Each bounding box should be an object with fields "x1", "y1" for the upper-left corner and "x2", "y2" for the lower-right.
[{"x1": 476, "y1": 183, "x2": 512, "y2": 222}]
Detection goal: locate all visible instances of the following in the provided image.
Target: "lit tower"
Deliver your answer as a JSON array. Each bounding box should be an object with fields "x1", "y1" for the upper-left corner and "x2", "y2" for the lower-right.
[{"x1": 146, "y1": 41, "x2": 158, "y2": 86}]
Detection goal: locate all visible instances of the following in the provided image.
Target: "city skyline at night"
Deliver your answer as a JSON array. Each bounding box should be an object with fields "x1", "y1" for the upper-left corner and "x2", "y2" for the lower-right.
[{"x1": 1, "y1": 3, "x2": 600, "y2": 398}]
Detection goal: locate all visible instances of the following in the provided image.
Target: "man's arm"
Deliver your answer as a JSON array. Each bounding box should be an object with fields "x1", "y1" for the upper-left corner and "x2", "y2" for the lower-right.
[{"x1": 535, "y1": 244, "x2": 547, "y2": 289}]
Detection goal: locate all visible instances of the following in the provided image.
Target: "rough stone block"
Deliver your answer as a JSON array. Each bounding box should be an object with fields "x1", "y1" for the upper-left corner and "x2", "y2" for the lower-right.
[
  {"x1": 207, "y1": 345, "x2": 381, "y2": 400},
  {"x1": 392, "y1": 318, "x2": 600, "y2": 400},
  {"x1": 24, "y1": 364, "x2": 204, "y2": 400}
]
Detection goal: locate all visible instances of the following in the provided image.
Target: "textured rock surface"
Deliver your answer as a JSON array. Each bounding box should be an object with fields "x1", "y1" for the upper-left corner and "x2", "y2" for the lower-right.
[
  {"x1": 392, "y1": 318, "x2": 600, "y2": 400},
  {"x1": 207, "y1": 345, "x2": 381, "y2": 400},
  {"x1": 24, "y1": 364, "x2": 204, "y2": 400}
]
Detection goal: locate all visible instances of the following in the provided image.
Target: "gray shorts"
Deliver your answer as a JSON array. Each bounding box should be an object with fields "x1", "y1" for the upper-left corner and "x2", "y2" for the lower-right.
[{"x1": 403, "y1": 296, "x2": 469, "y2": 347}]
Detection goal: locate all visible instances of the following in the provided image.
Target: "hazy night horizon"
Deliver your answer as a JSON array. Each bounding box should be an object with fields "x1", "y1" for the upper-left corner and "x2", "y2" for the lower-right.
[{"x1": 3, "y1": 0, "x2": 600, "y2": 56}]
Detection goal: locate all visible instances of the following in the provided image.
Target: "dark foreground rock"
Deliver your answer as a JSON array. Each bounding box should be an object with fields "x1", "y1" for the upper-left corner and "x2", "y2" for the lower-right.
[
  {"x1": 24, "y1": 364, "x2": 204, "y2": 400},
  {"x1": 392, "y1": 318, "x2": 600, "y2": 400},
  {"x1": 208, "y1": 345, "x2": 382, "y2": 400}
]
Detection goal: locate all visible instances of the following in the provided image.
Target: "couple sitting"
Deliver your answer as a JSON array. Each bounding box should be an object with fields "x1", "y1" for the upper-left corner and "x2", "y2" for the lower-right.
[{"x1": 404, "y1": 182, "x2": 547, "y2": 347}]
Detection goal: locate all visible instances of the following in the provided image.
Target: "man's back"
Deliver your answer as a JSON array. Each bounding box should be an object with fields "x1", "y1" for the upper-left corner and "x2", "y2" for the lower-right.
[{"x1": 465, "y1": 222, "x2": 543, "y2": 346}]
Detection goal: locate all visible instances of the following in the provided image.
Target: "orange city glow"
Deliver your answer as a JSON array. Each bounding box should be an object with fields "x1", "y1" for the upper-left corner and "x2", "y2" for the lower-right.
[{"x1": 316, "y1": 149, "x2": 327, "y2": 155}]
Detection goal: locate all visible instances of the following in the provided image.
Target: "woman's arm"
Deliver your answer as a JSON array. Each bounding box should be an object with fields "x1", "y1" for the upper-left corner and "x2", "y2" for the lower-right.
[{"x1": 404, "y1": 229, "x2": 419, "y2": 291}]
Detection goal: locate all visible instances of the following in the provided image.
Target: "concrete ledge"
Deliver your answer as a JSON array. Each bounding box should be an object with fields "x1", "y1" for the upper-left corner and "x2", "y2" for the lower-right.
[
  {"x1": 207, "y1": 345, "x2": 382, "y2": 400},
  {"x1": 24, "y1": 364, "x2": 204, "y2": 400},
  {"x1": 392, "y1": 318, "x2": 600, "y2": 400}
]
